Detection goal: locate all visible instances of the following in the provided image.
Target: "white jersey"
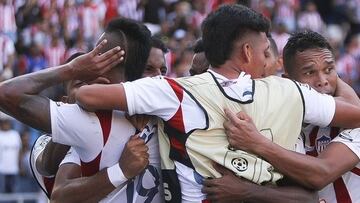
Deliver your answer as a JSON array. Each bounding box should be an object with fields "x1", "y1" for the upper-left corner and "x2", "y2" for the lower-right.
[
  {"x1": 50, "y1": 102, "x2": 163, "y2": 203},
  {"x1": 303, "y1": 126, "x2": 360, "y2": 203},
  {"x1": 30, "y1": 134, "x2": 80, "y2": 198},
  {"x1": 123, "y1": 70, "x2": 336, "y2": 202}
]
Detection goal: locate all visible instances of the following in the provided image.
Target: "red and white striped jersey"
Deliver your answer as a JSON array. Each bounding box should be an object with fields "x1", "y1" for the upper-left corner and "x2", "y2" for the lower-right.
[
  {"x1": 0, "y1": 34, "x2": 15, "y2": 72},
  {"x1": 50, "y1": 102, "x2": 163, "y2": 203},
  {"x1": 44, "y1": 43, "x2": 66, "y2": 67},
  {"x1": 303, "y1": 125, "x2": 360, "y2": 203},
  {"x1": 0, "y1": 3, "x2": 16, "y2": 33}
]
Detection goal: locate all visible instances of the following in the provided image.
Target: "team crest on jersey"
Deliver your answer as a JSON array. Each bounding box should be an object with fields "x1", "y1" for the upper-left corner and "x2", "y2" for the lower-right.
[
  {"x1": 231, "y1": 158, "x2": 248, "y2": 172},
  {"x1": 316, "y1": 135, "x2": 331, "y2": 153}
]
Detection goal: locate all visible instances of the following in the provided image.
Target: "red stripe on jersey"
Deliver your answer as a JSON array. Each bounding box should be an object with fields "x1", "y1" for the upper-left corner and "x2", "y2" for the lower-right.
[
  {"x1": 165, "y1": 78, "x2": 186, "y2": 133},
  {"x1": 333, "y1": 177, "x2": 352, "y2": 203},
  {"x1": 165, "y1": 78, "x2": 184, "y2": 101},
  {"x1": 351, "y1": 167, "x2": 360, "y2": 176},
  {"x1": 202, "y1": 199, "x2": 211, "y2": 203},
  {"x1": 95, "y1": 110, "x2": 113, "y2": 146},
  {"x1": 81, "y1": 153, "x2": 101, "y2": 177},
  {"x1": 306, "y1": 126, "x2": 319, "y2": 157},
  {"x1": 330, "y1": 127, "x2": 340, "y2": 140},
  {"x1": 43, "y1": 177, "x2": 55, "y2": 196},
  {"x1": 169, "y1": 136, "x2": 186, "y2": 157}
]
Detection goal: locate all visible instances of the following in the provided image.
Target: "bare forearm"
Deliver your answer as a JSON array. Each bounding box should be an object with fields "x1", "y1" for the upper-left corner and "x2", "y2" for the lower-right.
[
  {"x1": 245, "y1": 185, "x2": 317, "y2": 203},
  {"x1": 51, "y1": 168, "x2": 119, "y2": 203},
  {"x1": 254, "y1": 141, "x2": 329, "y2": 189},
  {"x1": 0, "y1": 64, "x2": 74, "y2": 132},
  {"x1": 41, "y1": 141, "x2": 70, "y2": 176},
  {"x1": 335, "y1": 77, "x2": 360, "y2": 106}
]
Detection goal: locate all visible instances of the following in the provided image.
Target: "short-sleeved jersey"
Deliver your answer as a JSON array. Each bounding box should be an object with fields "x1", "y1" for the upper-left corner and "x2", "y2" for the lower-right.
[
  {"x1": 123, "y1": 71, "x2": 336, "y2": 202},
  {"x1": 30, "y1": 134, "x2": 80, "y2": 198},
  {"x1": 303, "y1": 126, "x2": 360, "y2": 203},
  {"x1": 50, "y1": 102, "x2": 164, "y2": 203}
]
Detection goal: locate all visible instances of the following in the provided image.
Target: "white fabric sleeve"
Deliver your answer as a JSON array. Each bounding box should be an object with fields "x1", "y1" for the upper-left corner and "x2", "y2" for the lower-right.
[
  {"x1": 50, "y1": 101, "x2": 91, "y2": 148},
  {"x1": 294, "y1": 135, "x2": 306, "y2": 154},
  {"x1": 331, "y1": 128, "x2": 360, "y2": 159},
  {"x1": 122, "y1": 76, "x2": 180, "y2": 120},
  {"x1": 297, "y1": 82, "x2": 336, "y2": 127},
  {"x1": 59, "y1": 147, "x2": 81, "y2": 166}
]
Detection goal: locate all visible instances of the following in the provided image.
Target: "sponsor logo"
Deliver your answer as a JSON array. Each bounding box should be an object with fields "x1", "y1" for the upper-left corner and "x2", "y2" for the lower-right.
[{"x1": 231, "y1": 158, "x2": 248, "y2": 172}]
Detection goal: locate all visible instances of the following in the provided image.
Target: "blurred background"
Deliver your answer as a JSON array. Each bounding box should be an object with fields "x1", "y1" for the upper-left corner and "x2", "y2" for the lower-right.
[{"x1": 0, "y1": 0, "x2": 360, "y2": 202}]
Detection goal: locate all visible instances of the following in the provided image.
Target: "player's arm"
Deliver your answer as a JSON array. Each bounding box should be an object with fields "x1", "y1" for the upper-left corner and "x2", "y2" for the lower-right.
[
  {"x1": 0, "y1": 40, "x2": 123, "y2": 133},
  {"x1": 334, "y1": 77, "x2": 360, "y2": 106},
  {"x1": 202, "y1": 164, "x2": 318, "y2": 203},
  {"x1": 76, "y1": 83, "x2": 128, "y2": 112},
  {"x1": 51, "y1": 135, "x2": 149, "y2": 203},
  {"x1": 224, "y1": 110, "x2": 359, "y2": 190},
  {"x1": 36, "y1": 140, "x2": 70, "y2": 177}
]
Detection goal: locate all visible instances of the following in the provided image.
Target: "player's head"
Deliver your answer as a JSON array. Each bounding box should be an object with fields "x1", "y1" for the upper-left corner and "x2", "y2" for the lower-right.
[
  {"x1": 142, "y1": 36, "x2": 168, "y2": 77},
  {"x1": 264, "y1": 35, "x2": 282, "y2": 76},
  {"x1": 96, "y1": 18, "x2": 151, "y2": 82},
  {"x1": 283, "y1": 31, "x2": 337, "y2": 95},
  {"x1": 189, "y1": 38, "x2": 209, "y2": 76},
  {"x1": 201, "y1": 4, "x2": 270, "y2": 78}
]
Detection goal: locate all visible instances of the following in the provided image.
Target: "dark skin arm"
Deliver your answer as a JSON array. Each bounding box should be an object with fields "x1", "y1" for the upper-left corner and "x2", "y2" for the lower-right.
[
  {"x1": 51, "y1": 135, "x2": 149, "y2": 203},
  {"x1": 36, "y1": 140, "x2": 70, "y2": 177},
  {"x1": 203, "y1": 164, "x2": 318, "y2": 203},
  {"x1": 0, "y1": 40, "x2": 124, "y2": 133},
  {"x1": 224, "y1": 109, "x2": 360, "y2": 190}
]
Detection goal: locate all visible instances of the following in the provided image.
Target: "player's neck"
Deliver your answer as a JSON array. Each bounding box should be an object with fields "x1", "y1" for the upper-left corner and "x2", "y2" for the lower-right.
[{"x1": 210, "y1": 61, "x2": 243, "y2": 79}]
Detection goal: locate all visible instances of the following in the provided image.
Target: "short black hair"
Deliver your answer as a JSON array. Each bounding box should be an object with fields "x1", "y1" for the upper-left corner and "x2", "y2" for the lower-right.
[
  {"x1": 105, "y1": 18, "x2": 151, "y2": 81},
  {"x1": 150, "y1": 36, "x2": 168, "y2": 53},
  {"x1": 283, "y1": 30, "x2": 333, "y2": 75},
  {"x1": 192, "y1": 38, "x2": 204, "y2": 53},
  {"x1": 201, "y1": 4, "x2": 270, "y2": 67}
]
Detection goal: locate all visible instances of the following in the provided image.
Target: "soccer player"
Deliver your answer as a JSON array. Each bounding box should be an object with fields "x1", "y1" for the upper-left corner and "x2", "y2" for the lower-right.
[
  {"x1": 39, "y1": 37, "x2": 169, "y2": 202},
  {"x1": 220, "y1": 31, "x2": 360, "y2": 203},
  {"x1": 189, "y1": 38, "x2": 209, "y2": 76},
  {"x1": 0, "y1": 18, "x2": 165, "y2": 202},
  {"x1": 74, "y1": 5, "x2": 360, "y2": 202}
]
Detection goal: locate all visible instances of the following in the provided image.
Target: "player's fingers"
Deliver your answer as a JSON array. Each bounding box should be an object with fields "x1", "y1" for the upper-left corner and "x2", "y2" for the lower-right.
[
  {"x1": 224, "y1": 108, "x2": 240, "y2": 124},
  {"x1": 90, "y1": 39, "x2": 108, "y2": 57},
  {"x1": 213, "y1": 163, "x2": 232, "y2": 176},
  {"x1": 98, "y1": 46, "x2": 123, "y2": 63},
  {"x1": 237, "y1": 111, "x2": 252, "y2": 122}
]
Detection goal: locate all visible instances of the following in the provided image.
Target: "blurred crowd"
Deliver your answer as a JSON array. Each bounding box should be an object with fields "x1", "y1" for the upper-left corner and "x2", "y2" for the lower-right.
[{"x1": 0, "y1": 0, "x2": 360, "y2": 197}]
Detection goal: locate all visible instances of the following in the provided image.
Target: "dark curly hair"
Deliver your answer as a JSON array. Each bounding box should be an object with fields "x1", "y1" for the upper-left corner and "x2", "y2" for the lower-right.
[
  {"x1": 201, "y1": 4, "x2": 270, "y2": 67},
  {"x1": 283, "y1": 30, "x2": 333, "y2": 75},
  {"x1": 105, "y1": 18, "x2": 151, "y2": 81}
]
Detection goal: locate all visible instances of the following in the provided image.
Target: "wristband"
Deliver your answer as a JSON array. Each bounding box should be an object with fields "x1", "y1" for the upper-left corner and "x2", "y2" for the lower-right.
[{"x1": 107, "y1": 163, "x2": 128, "y2": 187}]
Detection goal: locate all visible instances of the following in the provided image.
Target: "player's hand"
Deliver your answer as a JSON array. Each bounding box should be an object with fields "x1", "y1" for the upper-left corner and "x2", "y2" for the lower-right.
[
  {"x1": 69, "y1": 39, "x2": 125, "y2": 82},
  {"x1": 202, "y1": 163, "x2": 253, "y2": 203},
  {"x1": 223, "y1": 108, "x2": 269, "y2": 154},
  {"x1": 119, "y1": 134, "x2": 149, "y2": 179},
  {"x1": 126, "y1": 114, "x2": 151, "y2": 132}
]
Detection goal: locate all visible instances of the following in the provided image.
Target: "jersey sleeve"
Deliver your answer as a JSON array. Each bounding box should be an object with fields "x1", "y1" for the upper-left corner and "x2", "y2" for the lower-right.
[
  {"x1": 331, "y1": 128, "x2": 360, "y2": 159},
  {"x1": 50, "y1": 101, "x2": 92, "y2": 148},
  {"x1": 122, "y1": 76, "x2": 182, "y2": 121},
  {"x1": 59, "y1": 147, "x2": 81, "y2": 166},
  {"x1": 296, "y1": 82, "x2": 336, "y2": 127}
]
